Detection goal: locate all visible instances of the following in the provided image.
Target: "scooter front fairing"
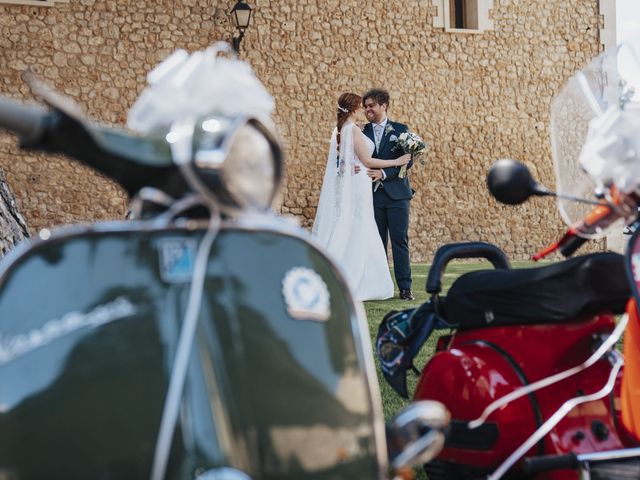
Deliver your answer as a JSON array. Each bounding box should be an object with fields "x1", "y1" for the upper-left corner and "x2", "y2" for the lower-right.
[{"x1": 0, "y1": 219, "x2": 386, "y2": 480}]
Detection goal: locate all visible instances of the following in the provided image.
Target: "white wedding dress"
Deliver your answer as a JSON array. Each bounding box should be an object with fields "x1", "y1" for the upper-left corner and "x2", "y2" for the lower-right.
[{"x1": 312, "y1": 122, "x2": 394, "y2": 301}]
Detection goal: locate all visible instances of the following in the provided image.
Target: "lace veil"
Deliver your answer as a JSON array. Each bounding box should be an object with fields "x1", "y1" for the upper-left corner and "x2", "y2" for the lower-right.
[{"x1": 312, "y1": 123, "x2": 359, "y2": 258}]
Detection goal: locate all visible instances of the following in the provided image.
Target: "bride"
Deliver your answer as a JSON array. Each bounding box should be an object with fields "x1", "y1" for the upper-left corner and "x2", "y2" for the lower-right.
[{"x1": 312, "y1": 92, "x2": 410, "y2": 301}]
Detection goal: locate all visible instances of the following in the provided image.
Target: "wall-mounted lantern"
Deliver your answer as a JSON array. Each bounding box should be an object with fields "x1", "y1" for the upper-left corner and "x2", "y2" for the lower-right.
[{"x1": 230, "y1": 1, "x2": 252, "y2": 53}]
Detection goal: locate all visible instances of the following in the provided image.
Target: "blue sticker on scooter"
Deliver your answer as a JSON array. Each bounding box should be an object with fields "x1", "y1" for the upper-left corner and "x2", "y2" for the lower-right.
[{"x1": 158, "y1": 238, "x2": 198, "y2": 283}]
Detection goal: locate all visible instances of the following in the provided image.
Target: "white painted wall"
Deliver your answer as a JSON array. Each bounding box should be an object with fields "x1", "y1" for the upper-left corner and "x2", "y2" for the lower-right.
[{"x1": 617, "y1": 0, "x2": 640, "y2": 43}]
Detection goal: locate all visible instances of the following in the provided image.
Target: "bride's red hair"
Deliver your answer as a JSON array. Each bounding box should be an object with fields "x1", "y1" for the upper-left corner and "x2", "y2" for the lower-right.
[{"x1": 336, "y1": 92, "x2": 362, "y2": 151}]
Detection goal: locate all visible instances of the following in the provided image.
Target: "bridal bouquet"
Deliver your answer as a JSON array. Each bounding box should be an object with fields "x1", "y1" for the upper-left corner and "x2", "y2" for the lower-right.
[{"x1": 393, "y1": 131, "x2": 427, "y2": 178}]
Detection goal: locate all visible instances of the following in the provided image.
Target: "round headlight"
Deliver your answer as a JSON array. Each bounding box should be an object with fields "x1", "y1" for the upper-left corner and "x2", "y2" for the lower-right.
[
  {"x1": 189, "y1": 114, "x2": 283, "y2": 213},
  {"x1": 221, "y1": 122, "x2": 278, "y2": 211}
]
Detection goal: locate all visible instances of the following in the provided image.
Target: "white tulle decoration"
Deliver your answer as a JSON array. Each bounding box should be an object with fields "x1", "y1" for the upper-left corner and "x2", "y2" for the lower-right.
[
  {"x1": 580, "y1": 103, "x2": 640, "y2": 194},
  {"x1": 127, "y1": 42, "x2": 274, "y2": 134}
]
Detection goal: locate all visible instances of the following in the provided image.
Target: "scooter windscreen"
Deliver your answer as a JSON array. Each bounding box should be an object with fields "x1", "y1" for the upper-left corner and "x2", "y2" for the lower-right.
[{"x1": 551, "y1": 36, "x2": 640, "y2": 238}]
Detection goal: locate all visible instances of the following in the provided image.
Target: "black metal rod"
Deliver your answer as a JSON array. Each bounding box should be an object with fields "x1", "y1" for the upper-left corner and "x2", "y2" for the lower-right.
[{"x1": 232, "y1": 29, "x2": 245, "y2": 53}]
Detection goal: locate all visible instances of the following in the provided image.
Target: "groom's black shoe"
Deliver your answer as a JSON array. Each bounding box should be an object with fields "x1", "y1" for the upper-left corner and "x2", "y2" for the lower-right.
[{"x1": 399, "y1": 289, "x2": 415, "y2": 300}]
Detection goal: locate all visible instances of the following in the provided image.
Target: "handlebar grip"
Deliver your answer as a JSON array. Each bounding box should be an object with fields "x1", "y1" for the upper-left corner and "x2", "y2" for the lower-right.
[
  {"x1": 559, "y1": 235, "x2": 588, "y2": 257},
  {"x1": 0, "y1": 95, "x2": 48, "y2": 142},
  {"x1": 522, "y1": 453, "x2": 578, "y2": 475}
]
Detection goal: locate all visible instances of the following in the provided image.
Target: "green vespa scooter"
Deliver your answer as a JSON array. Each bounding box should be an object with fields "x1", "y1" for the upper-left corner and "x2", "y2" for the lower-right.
[{"x1": 0, "y1": 71, "x2": 448, "y2": 480}]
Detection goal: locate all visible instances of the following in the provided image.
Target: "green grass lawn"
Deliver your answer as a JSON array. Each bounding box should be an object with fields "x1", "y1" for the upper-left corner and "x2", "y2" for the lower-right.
[{"x1": 364, "y1": 260, "x2": 540, "y2": 478}]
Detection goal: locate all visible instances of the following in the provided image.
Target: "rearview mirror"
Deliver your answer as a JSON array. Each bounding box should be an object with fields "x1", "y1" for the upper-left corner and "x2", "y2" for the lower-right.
[
  {"x1": 487, "y1": 159, "x2": 549, "y2": 205},
  {"x1": 387, "y1": 400, "x2": 450, "y2": 470}
]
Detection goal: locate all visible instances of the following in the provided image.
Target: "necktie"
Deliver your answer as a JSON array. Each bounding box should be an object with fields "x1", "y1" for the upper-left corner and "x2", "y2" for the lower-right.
[{"x1": 374, "y1": 124, "x2": 383, "y2": 151}]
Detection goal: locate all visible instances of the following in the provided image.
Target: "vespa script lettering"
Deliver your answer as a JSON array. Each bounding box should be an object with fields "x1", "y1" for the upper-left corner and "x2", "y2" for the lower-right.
[{"x1": 0, "y1": 296, "x2": 137, "y2": 366}]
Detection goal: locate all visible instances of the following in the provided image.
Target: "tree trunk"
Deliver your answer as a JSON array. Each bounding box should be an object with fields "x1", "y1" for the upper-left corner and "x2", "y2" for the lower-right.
[{"x1": 0, "y1": 170, "x2": 29, "y2": 257}]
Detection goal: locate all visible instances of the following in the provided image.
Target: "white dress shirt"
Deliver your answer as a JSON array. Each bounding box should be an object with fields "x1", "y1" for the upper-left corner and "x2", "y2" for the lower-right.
[
  {"x1": 373, "y1": 117, "x2": 388, "y2": 180},
  {"x1": 373, "y1": 118, "x2": 388, "y2": 151}
]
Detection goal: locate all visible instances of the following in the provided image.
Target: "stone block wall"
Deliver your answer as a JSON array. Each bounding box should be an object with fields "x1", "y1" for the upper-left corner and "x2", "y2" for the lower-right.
[{"x1": 0, "y1": 0, "x2": 604, "y2": 260}]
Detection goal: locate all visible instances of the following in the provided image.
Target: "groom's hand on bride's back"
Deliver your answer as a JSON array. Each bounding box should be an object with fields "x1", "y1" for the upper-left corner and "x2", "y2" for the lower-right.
[{"x1": 367, "y1": 169, "x2": 383, "y2": 181}]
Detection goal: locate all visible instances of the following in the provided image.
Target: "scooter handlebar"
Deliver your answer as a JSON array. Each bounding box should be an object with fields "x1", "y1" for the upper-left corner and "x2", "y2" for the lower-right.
[
  {"x1": 0, "y1": 93, "x2": 189, "y2": 198},
  {"x1": 522, "y1": 453, "x2": 578, "y2": 475},
  {"x1": 0, "y1": 95, "x2": 48, "y2": 143}
]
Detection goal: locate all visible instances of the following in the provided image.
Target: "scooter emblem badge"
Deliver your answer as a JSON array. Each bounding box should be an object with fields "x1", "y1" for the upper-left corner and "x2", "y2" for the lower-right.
[{"x1": 282, "y1": 267, "x2": 331, "y2": 322}]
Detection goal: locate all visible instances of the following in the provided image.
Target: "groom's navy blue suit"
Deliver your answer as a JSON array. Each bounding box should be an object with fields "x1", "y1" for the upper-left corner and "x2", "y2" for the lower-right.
[{"x1": 363, "y1": 120, "x2": 413, "y2": 291}]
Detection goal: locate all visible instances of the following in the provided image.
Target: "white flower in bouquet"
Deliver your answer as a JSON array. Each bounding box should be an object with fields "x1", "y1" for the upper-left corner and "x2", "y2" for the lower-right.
[{"x1": 393, "y1": 131, "x2": 428, "y2": 178}]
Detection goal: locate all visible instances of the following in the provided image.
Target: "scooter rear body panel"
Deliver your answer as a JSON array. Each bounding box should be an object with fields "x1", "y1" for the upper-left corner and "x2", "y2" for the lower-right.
[
  {"x1": 622, "y1": 228, "x2": 640, "y2": 443},
  {"x1": 0, "y1": 221, "x2": 385, "y2": 480},
  {"x1": 415, "y1": 315, "x2": 624, "y2": 479}
]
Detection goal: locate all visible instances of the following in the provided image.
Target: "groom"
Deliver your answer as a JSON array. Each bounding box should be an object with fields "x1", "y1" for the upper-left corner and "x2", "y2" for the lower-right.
[{"x1": 362, "y1": 88, "x2": 414, "y2": 300}]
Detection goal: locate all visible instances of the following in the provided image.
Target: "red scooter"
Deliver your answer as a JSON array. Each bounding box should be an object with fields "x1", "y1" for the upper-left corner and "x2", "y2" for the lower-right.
[
  {"x1": 377, "y1": 38, "x2": 640, "y2": 479},
  {"x1": 415, "y1": 245, "x2": 632, "y2": 479},
  {"x1": 416, "y1": 242, "x2": 631, "y2": 479},
  {"x1": 377, "y1": 160, "x2": 640, "y2": 480}
]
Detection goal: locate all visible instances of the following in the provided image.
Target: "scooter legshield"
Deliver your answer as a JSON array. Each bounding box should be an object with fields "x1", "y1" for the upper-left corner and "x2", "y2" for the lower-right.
[
  {"x1": 0, "y1": 222, "x2": 384, "y2": 480},
  {"x1": 416, "y1": 338, "x2": 539, "y2": 470}
]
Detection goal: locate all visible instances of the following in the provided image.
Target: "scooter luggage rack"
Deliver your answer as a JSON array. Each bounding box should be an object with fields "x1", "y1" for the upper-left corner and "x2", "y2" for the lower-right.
[{"x1": 470, "y1": 314, "x2": 628, "y2": 480}]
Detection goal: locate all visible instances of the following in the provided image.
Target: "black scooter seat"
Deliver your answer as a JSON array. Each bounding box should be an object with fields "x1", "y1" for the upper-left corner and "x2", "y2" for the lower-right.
[{"x1": 443, "y1": 252, "x2": 630, "y2": 329}]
